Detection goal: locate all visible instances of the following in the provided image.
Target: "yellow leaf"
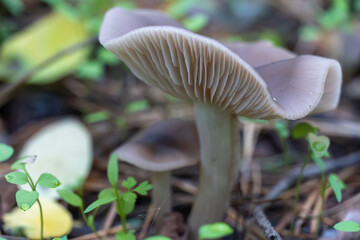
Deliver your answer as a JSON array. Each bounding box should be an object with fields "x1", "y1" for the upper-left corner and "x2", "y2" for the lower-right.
[
  {"x1": 0, "y1": 12, "x2": 91, "y2": 84},
  {"x1": 4, "y1": 197, "x2": 73, "y2": 238}
]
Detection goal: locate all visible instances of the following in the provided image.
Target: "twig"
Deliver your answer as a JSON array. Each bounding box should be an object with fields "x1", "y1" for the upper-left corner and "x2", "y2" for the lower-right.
[
  {"x1": 253, "y1": 150, "x2": 360, "y2": 239},
  {"x1": 0, "y1": 37, "x2": 97, "y2": 107},
  {"x1": 253, "y1": 209, "x2": 283, "y2": 240},
  {"x1": 138, "y1": 204, "x2": 155, "y2": 240}
]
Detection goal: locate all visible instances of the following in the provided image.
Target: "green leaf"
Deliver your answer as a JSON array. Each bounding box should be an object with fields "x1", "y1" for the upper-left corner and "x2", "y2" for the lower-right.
[
  {"x1": 134, "y1": 181, "x2": 153, "y2": 195},
  {"x1": 116, "y1": 230, "x2": 136, "y2": 240},
  {"x1": 0, "y1": 143, "x2": 14, "y2": 162},
  {"x1": 98, "y1": 188, "x2": 116, "y2": 199},
  {"x1": 15, "y1": 190, "x2": 39, "y2": 211},
  {"x1": 0, "y1": 0, "x2": 24, "y2": 16},
  {"x1": 107, "y1": 154, "x2": 119, "y2": 186},
  {"x1": 84, "y1": 110, "x2": 110, "y2": 123},
  {"x1": 292, "y1": 122, "x2": 319, "y2": 139},
  {"x1": 334, "y1": 221, "x2": 360, "y2": 232},
  {"x1": 37, "y1": 173, "x2": 61, "y2": 188},
  {"x1": 308, "y1": 133, "x2": 330, "y2": 158},
  {"x1": 122, "y1": 192, "x2": 137, "y2": 204},
  {"x1": 198, "y1": 222, "x2": 234, "y2": 239},
  {"x1": 57, "y1": 189, "x2": 83, "y2": 207},
  {"x1": 126, "y1": 100, "x2": 150, "y2": 113},
  {"x1": 144, "y1": 236, "x2": 172, "y2": 240},
  {"x1": 4, "y1": 171, "x2": 28, "y2": 185},
  {"x1": 76, "y1": 60, "x2": 104, "y2": 80},
  {"x1": 328, "y1": 173, "x2": 346, "y2": 203},
  {"x1": 274, "y1": 120, "x2": 289, "y2": 139},
  {"x1": 182, "y1": 13, "x2": 209, "y2": 32},
  {"x1": 122, "y1": 177, "x2": 137, "y2": 189},
  {"x1": 84, "y1": 196, "x2": 116, "y2": 213}
]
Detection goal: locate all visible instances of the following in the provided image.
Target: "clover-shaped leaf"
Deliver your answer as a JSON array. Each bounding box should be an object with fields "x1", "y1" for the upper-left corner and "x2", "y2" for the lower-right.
[
  {"x1": 5, "y1": 171, "x2": 28, "y2": 185},
  {"x1": 37, "y1": 173, "x2": 61, "y2": 188},
  {"x1": 307, "y1": 133, "x2": 330, "y2": 158},
  {"x1": 15, "y1": 190, "x2": 39, "y2": 211}
]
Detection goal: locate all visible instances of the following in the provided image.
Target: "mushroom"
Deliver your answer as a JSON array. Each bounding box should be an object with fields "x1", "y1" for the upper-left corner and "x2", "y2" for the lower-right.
[
  {"x1": 114, "y1": 118, "x2": 199, "y2": 232},
  {"x1": 99, "y1": 7, "x2": 342, "y2": 238}
]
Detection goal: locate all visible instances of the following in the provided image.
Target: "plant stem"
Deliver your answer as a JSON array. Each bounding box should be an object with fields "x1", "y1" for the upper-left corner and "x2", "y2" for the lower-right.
[
  {"x1": 290, "y1": 152, "x2": 312, "y2": 237},
  {"x1": 188, "y1": 103, "x2": 241, "y2": 240},
  {"x1": 80, "y1": 206, "x2": 102, "y2": 240},
  {"x1": 36, "y1": 199, "x2": 44, "y2": 240},
  {"x1": 24, "y1": 167, "x2": 44, "y2": 240},
  {"x1": 316, "y1": 169, "x2": 326, "y2": 235},
  {"x1": 113, "y1": 185, "x2": 127, "y2": 233},
  {"x1": 24, "y1": 168, "x2": 36, "y2": 189}
]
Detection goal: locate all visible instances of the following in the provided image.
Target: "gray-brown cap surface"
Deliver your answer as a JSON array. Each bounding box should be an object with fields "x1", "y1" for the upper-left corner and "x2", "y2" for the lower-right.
[
  {"x1": 100, "y1": 7, "x2": 342, "y2": 121},
  {"x1": 114, "y1": 119, "x2": 199, "y2": 171}
]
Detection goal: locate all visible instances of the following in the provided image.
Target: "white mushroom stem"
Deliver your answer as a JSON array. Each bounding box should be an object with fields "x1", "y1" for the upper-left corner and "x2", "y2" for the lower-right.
[
  {"x1": 151, "y1": 171, "x2": 171, "y2": 232},
  {"x1": 188, "y1": 102, "x2": 241, "y2": 238}
]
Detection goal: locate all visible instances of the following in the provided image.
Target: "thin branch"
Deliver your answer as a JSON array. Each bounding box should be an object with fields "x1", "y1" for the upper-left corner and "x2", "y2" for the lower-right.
[
  {"x1": 0, "y1": 36, "x2": 97, "y2": 107},
  {"x1": 253, "y1": 208, "x2": 283, "y2": 240}
]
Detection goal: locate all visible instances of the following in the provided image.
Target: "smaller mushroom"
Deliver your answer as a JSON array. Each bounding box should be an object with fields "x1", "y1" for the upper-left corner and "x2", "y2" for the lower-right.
[{"x1": 114, "y1": 118, "x2": 199, "y2": 232}]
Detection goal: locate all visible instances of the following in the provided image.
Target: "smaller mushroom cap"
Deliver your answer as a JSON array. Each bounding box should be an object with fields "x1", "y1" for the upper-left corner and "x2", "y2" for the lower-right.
[{"x1": 114, "y1": 119, "x2": 199, "y2": 172}]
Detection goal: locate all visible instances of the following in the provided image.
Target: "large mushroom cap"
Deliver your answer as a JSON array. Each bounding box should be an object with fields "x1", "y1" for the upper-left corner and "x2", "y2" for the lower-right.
[
  {"x1": 114, "y1": 119, "x2": 199, "y2": 172},
  {"x1": 100, "y1": 7, "x2": 342, "y2": 120}
]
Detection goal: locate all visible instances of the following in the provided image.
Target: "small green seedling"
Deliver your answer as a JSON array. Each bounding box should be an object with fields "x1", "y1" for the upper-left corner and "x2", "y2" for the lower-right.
[
  {"x1": 290, "y1": 122, "x2": 346, "y2": 236},
  {"x1": 334, "y1": 221, "x2": 360, "y2": 232},
  {"x1": 3, "y1": 150, "x2": 61, "y2": 240},
  {"x1": 59, "y1": 154, "x2": 152, "y2": 240}
]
